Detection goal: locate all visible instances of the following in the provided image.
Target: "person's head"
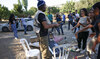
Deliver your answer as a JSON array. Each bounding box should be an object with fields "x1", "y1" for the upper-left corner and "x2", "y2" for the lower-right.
[
  {"x1": 92, "y1": 2, "x2": 100, "y2": 16},
  {"x1": 80, "y1": 8, "x2": 88, "y2": 17},
  {"x1": 69, "y1": 11, "x2": 71, "y2": 14},
  {"x1": 75, "y1": 10, "x2": 77, "y2": 13},
  {"x1": 88, "y1": 10, "x2": 94, "y2": 18},
  {"x1": 37, "y1": 1, "x2": 46, "y2": 12},
  {"x1": 73, "y1": 12, "x2": 75, "y2": 16},
  {"x1": 48, "y1": 11, "x2": 50, "y2": 14},
  {"x1": 9, "y1": 14, "x2": 15, "y2": 20}
]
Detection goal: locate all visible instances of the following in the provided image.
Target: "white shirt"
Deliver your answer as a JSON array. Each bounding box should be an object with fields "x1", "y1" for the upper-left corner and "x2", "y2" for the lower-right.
[
  {"x1": 75, "y1": 13, "x2": 80, "y2": 18},
  {"x1": 21, "y1": 18, "x2": 26, "y2": 25}
]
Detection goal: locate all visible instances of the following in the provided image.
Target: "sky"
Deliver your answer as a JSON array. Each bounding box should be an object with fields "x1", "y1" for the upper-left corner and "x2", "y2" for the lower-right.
[{"x1": 0, "y1": 0, "x2": 79, "y2": 10}]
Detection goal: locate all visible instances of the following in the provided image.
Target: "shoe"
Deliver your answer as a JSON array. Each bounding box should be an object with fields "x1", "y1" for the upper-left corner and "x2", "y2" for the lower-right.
[
  {"x1": 62, "y1": 33, "x2": 64, "y2": 35},
  {"x1": 15, "y1": 37, "x2": 18, "y2": 40},
  {"x1": 80, "y1": 49, "x2": 86, "y2": 53},
  {"x1": 75, "y1": 48, "x2": 81, "y2": 52},
  {"x1": 86, "y1": 56, "x2": 91, "y2": 59}
]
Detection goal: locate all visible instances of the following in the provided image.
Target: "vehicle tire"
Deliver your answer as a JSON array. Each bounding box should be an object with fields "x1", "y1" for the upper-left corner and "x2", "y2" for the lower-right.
[
  {"x1": 2, "y1": 27, "x2": 9, "y2": 32},
  {"x1": 27, "y1": 25, "x2": 33, "y2": 31}
]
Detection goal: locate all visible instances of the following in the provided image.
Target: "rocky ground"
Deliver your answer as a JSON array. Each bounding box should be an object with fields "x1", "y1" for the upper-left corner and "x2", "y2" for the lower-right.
[{"x1": 0, "y1": 24, "x2": 97, "y2": 59}]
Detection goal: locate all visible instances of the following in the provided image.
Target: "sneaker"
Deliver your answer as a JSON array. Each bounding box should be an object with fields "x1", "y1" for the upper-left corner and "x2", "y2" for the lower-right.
[
  {"x1": 15, "y1": 37, "x2": 18, "y2": 40},
  {"x1": 86, "y1": 56, "x2": 91, "y2": 59},
  {"x1": 75, "y1": 48, "x2": 81, "y2": 52},
  {"x1": 80, "y1": 49, "x2": 86, "y2": 53}
]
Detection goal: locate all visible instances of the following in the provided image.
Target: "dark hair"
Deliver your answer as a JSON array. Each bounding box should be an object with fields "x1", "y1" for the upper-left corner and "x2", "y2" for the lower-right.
[
  {"x1": 80, "y1": 8, "x2": 88, "y2": 17},
  {"x1": 38, "y1": 4, "x2": 45, "y2": 10},
  {"x1": 9, "y1": 14, "x2": 15, "y2": 20},
  {"x1": 92, "y1": 2, "x2": 100, "y2": 10}
]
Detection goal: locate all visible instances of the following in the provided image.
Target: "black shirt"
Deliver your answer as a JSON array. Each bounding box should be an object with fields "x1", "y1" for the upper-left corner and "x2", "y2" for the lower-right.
[
  {"x1": 91, "y1": 20, "x2": 96, "y2": 32},
  {"x1": 38, "y1": 13, "x2": 48, "y2": 37},
  {"x1": 94, "y1": 15, "x2": 100, "y2": 37},
  {"x1": 9, "y1": 18, "x2": 16, "y2": 24}
]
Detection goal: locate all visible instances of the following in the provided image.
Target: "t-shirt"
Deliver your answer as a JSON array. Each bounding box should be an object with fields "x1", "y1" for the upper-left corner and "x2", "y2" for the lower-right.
[
  {"x1": 91, "y1": 20, "x2": 96, "y2": 32},
  {"x1": 75, "y1": 13, "x2": 80, "y2": 18},
  {"x1": 68, "y1": 14, "x2": 73, "y2": 21},
  {"x1": 21, "y1": 18, "x2": 26, "y2": 25},
  {"x1": 48, "y1": 14, "x2": 53, "y2": 21},
  {"x1": 56, "y1": 15, "x2": 61, "y2": 22},
  {"x1": 63, "y1": 15, "x2": 66, "y2": 21},
  {"x1": 79, "y1": 16, "x2": 88, "y2": 31},
  {"x1": 94, "y1": 15, "x2": 100, "y2": 37},
  {"x1": 38, "y1": 13, "x2": 48, "y2": 37},
  {"x1": 9, "y1": 18, "x2": 16, "y2": 24}
]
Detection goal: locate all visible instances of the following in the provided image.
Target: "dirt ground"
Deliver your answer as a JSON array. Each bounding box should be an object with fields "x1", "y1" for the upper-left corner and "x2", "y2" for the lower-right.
[{"x1": 0, "y1": 24, "x2": 97, "y2": 59}]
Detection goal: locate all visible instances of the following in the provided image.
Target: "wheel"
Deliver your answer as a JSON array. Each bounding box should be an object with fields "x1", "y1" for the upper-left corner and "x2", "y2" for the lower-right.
[
  {"x1": 2, "y1": 27, "x2": 9, "y2": 32},
  {"x1": 27, "y1": 25, "x2": 33, "y2": 31}
]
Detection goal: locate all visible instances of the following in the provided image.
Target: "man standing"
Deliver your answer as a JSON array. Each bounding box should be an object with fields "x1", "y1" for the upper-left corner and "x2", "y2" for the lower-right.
[
  {"x1": 62, "y1": 13, "x2": 66, "y2": 24},
  {"x1": 48, "y1": 12, "x2": 53, "y2": 23},
  {"x1": 35, "y1": 1, "x2": 59, "y2": 59},
  {"x1": 21, "y1": 15, "x2": 27, "y2": 35},
  {"x1": 68, "y1": 11, "x2": 73, "y2": 30}
]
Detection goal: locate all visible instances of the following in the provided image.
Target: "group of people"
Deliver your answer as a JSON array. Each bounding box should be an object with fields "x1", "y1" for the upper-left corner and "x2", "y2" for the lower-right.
[
  {"x1": 34, "y1": 0, "x2": 100, "y2": 59},
  {"x1": 9, "y1": 14, "x2": 28, "y2": 39},
  {"x1": 8, "y1": 0, "x2": 100, "y2": 59}
]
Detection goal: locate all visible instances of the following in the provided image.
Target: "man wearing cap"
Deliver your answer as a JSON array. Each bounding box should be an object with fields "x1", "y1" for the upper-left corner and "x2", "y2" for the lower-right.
[{"x1": 35, "y1": 0, "x2": 60, "y2": 59}]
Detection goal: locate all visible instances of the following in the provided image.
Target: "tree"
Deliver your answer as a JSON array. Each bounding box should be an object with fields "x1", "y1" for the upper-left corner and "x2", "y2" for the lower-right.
[
  {"x1": 60, "y1": 1, "x2": 75, "y2": 13},
  {"x1": 48, "y1": 7, "x2": 59, "y2": 14},
  {"x1": 0, "y1": 5, "x2": 10, "y2": 20},
  {"x1": 22, "y1": 0, "x2": 28, "y2": 11},
  {"x1": 28, "y1": 7, "x2": 37, "y2": 15},
  {"x1": 13, "y1": 4, "x2": 23, "y2": 13}
]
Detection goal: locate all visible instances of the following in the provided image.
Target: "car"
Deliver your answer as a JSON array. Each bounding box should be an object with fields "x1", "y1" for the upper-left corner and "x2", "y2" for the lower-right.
[{"x1": 0, "y1": 18, "x2": 34, "y2": 32}]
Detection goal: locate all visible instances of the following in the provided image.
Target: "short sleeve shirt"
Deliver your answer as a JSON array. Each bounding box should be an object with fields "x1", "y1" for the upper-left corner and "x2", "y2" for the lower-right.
[
  {"x1": 38, "y1": 13, "x2": 48, "y2": 37},
  {"x1": 9, "y1": 18, "x2": 16, "y2": 24},
  {"x1": 79, "y1": 16, "x2": 88, "y2": 31}
]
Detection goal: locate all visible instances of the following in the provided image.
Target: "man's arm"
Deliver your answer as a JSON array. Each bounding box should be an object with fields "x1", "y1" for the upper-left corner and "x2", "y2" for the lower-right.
[{"x1": 42, "y1": 21, "x2": 59, "y2": 29}]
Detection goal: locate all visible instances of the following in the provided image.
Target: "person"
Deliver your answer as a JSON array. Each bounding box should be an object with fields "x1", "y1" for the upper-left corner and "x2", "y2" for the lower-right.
[
  {"x1": 21, "y1": 15, "x2": 27, "y2": 35},
  {"x1": 62, "y1": 13, "x2": 66, "y2": 24},
  {"x1": 35, "y1": 1, "x2": 60, "y2": 59},
  {"x1": 75, "y1": 10, "x2": 95, "y2": 58},
  {"x1": 72, "y1": 12, "x2": 77, "y2": 33},
  {"x1": 48, "y1": 12, "x2": 53, "y2": 23},
  {"x1": 91, "y1": 2, "x2": 100, "y2": 59},
  {"x1": 48, "y1": 12, "x2": 53, "y2": 32},
  {"x1": 9, "y1": 14, "x2": 18, "y2": 39},
  {"x1": 75, "y1": 10, "x2": 80, "y2": 31},
  {"x1": 68, "y1": 11, "x2": 73, "y2": 30},
  {"x1": 72, "y1": 8, "x2": 90, "y2": 53},
  {"x1": 56, "y1": 13, "x2": 64, "y2": 35}
]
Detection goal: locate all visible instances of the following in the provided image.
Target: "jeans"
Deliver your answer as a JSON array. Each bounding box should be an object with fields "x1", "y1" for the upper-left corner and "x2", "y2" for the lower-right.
[
  {"x1": 56, "y1": 23, "x2": 64, "y2": 35},
  {"x1": 11, "y1": 24, "x2": 18, "y2": 38},
  {"x1": 23, "y1": 25, "x2": 27, "y2": 34},
  {"x1": 68, "y1": 20, "x2": 73, "y2": 30}
]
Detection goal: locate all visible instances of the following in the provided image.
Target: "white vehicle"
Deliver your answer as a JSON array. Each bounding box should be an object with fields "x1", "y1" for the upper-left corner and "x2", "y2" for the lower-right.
[{"x1": 0, "y1": 18, "x2": 34, "y2": 32}]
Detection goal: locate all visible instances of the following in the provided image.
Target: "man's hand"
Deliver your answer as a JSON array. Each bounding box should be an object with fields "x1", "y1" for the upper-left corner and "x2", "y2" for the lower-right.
[
  {"x1": 55, "y1": 24, "x2": 60, "y2": 27},
  {"x1": 72, "y1": 28, "x2": 74, "y2": 31}
]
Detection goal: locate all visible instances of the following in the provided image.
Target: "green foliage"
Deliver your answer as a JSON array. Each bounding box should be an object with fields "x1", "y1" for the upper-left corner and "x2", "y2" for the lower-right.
[
  {"x1": 22, "y1": 0, "x2": 28, "y2": 11},
  {"x1": 28, "y1": 7, "x2": 37, "y2": 15},
  {"x1": 13, "y1": 4, "x2": 23, "y2": 13},
  {"x1": 0, "y1": 5, "x2": 10, "y2": 20},
  {"x1": 47, "y1": 7, "x2": 59, "y2": 14},
  {"x1": 60, "y1": 1, "x2": 75, "y2": 13}
]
